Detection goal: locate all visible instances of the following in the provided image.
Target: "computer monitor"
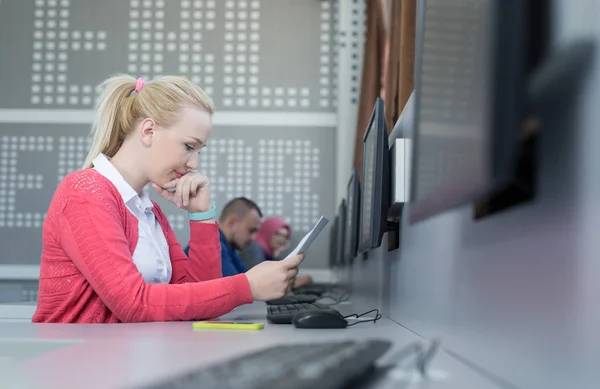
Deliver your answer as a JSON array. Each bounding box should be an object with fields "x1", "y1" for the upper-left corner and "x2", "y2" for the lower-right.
[
  {"x1": 358, "y1": 97, "x2": 390, "y2": 253},
  {"x1": 409, "y1": 0, "x2": 531, "y2": 223},
  {"x1": 328, "y1": 216, "x2": 338, "y2": 269},
  {"x1": 343, "y1": 168, "x2": 360, "y2": 263},
  {"x1": 335, "y1": 199, "x2": 347, "y2": 266}
]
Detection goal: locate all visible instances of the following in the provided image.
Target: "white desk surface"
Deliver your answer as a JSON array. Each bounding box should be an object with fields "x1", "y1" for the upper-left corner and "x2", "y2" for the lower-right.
[
  {"x1": 0, "y1": 302, "x2": 502, "y2": 389},
  {"x1": 0, "y1": 301, "x2": 36, "y2": 322}
]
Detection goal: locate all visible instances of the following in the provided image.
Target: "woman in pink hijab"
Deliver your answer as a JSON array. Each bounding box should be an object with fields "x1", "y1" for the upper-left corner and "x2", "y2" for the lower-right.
[
  {"x1": 256, "y1": 217, "x2": 292, "y2": 261},
  {"x1": 240, "y1": 216, "x2": 312, "y2": 288}
]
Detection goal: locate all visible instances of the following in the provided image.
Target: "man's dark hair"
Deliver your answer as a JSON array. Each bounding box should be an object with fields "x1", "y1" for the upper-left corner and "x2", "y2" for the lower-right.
[{"x1": 219, "y1": 197, "x2": 263, "y2": 222}]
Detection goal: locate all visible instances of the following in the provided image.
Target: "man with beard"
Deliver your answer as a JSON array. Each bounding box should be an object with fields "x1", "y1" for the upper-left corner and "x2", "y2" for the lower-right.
[{"x1": 185, "y1": 197, "x2": 262, "y2": 277}]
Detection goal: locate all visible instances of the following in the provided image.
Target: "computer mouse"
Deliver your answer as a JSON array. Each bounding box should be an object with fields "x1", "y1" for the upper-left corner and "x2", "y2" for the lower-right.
[{"x1": 292, "y1": 309, "x2": 348, "y2": 329}]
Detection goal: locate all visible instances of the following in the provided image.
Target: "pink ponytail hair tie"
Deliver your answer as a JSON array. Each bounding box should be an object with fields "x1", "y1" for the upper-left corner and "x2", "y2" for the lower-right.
[{"x1": 134, "y1": 77, "x2": 145, "y2": 92}]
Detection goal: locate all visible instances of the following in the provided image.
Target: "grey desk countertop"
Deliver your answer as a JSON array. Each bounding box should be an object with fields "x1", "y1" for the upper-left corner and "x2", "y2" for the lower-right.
[{"x1": 0, "y1": 302, "x2": 502, "y2": 389}]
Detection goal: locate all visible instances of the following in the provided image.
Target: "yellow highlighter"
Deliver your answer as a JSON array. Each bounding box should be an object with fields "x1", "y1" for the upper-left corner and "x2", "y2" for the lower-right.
[{"x1": 192, "y1": 321, "x2": 265, "y2": 330}]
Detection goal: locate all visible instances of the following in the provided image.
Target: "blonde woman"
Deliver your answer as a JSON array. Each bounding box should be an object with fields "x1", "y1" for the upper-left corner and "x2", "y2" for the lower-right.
[{"x1": 32, "y1": 75, "x2": 302, "y2": 323}]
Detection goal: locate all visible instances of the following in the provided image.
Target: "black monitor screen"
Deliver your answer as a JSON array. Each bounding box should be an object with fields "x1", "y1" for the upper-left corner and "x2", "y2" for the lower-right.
[
  {"x1": 328, "y1": 216, "x2": 338, "y2": 268},
  {"x1": 409, "y1": 0, "x2": 528, "y2": 223},
  {"x1": 361, "y1": 125, "x2": 375, "y2": 242},
  {"x1": 336, "y1": 200, "x2": 346, "y2": 266},
  {"x1": 358, "y1": 97, "x2": 389, "y2": 253},
  {"x1": 344, "y1": 169, "x2": 360, "y2": 263}
]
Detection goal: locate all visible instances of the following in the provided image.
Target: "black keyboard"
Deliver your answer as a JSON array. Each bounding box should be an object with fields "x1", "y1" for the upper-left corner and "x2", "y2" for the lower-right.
[
  {"x1": 267, "y1": 303, "x2": 342, "y2": 324},
  {"x1": 266, "y1": 294, "x2": 319, "y2": 305},
  {"x1": 138, "y1": 339, "x2": 392, "y2": 389},
  {"x1": 293, "y1": 285, "x2": 328, "y2": 296}
]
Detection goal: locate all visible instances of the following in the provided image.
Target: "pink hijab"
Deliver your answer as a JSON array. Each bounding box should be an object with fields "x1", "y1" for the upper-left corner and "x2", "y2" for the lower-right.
[{"x1": 255, "y1": 217, "x2": 292, "y2": 258}]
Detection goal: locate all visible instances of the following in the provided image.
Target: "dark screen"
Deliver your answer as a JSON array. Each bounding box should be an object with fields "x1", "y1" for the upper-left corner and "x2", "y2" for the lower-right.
[
  {"x1": 410, "y1": 0, "x2": 528, "y2": 222},
  {"x1": 344, "y1": 171, "x2": 357, "y2": 261},
  {"x1": 360, "y1": 120, "x2": 375, "y2": 242}
]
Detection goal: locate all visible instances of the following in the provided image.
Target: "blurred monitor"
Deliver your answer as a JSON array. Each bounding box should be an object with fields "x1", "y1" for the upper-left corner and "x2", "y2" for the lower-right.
[
  {"x1": 328, "y1": 216, "x2": 338, "y2": 269},
  {"x1": 409, "y1": 0, "x2": 530, "y2": 223},
  {"x1": 343, "y1": 168, "x2": 360, "y2": 263},
  {"x1": 335, "y1": 199, "x2": 347, "y2": 266},
  {"x1": 358, "y1": 97, "x2": 390, "y2": 253}
]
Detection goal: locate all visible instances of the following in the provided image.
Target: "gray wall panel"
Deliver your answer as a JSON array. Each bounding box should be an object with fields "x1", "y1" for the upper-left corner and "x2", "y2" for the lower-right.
[
  {"x1": 0, "y1": 0, "x2": 338, "y2": 279},
  {"x1": 0, "y1": 123, "x2": 335, "y2": 268},
  {"x1": 0, "y1": 0, "x2": 338, "y2": 111}
]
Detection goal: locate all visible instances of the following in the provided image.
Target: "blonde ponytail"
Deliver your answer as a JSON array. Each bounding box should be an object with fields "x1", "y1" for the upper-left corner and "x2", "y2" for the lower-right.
[{"x1": 81, "y1": 74, "x2": 215, "y2": 169}]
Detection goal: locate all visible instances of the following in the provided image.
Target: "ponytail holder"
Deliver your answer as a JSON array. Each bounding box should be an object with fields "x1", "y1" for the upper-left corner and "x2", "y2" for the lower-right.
[
  {"x1": 135, "y1": 77, "x2": 145, "y2": 92},
  {"x1": 130, "y1": 77, "x2": 145, "y2": 96}
]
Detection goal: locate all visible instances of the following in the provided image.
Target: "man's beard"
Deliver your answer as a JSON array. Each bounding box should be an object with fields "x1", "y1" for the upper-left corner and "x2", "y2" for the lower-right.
[{"x1": 230, "y1": 233, "x2": 242, "y2": 251}]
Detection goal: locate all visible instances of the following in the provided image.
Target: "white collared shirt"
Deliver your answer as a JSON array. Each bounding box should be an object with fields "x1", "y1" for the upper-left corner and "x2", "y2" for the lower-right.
[{"x1": 93, "y1": 154, "x2": 172, "y2": 284}]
